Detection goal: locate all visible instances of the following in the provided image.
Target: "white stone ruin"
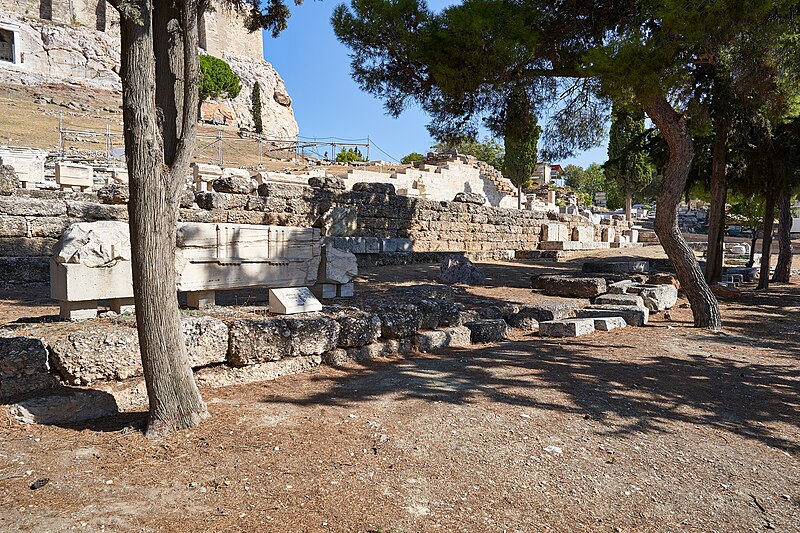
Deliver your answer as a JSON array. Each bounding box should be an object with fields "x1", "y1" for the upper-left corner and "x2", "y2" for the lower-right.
[
  {"x1": 50, "y1": 220, "x2": 355, "y2": 320},
  {"x1": 0, "y1": 146, "x2": 47, "y2": 188},
  {"x1": 55, "y1": 161, "x2": 94, "y2": 191},
  {"x1": 192, "y1": 163, "x2": 223, "y2": 192}
]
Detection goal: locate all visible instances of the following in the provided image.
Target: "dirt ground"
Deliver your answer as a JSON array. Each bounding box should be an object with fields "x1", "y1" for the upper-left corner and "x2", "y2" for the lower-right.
[{"x1": 1, "y1": 247, "x2": 799, "y2": 532}]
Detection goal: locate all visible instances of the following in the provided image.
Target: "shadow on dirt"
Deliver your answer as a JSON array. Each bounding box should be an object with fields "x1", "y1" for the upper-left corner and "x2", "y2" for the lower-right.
[{"x1": 262, "y1": 334, "x2": 799, "y2": 454}]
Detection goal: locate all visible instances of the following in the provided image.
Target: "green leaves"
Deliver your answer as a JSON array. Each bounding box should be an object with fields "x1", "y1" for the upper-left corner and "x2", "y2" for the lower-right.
[{"x1": 199, "y1": 55, "x2": 242, "y2": 101}]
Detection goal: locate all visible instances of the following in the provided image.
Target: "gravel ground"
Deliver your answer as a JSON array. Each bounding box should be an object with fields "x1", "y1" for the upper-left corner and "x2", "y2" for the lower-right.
[{"x1": 1, "y1": 249, "x2": 798, "y2": 532}]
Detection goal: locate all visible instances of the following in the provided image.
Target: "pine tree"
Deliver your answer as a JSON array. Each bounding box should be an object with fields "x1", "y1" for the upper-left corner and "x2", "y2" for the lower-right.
[{"x1": 251, "y1": 82, "x2": 263, "y2": 134}]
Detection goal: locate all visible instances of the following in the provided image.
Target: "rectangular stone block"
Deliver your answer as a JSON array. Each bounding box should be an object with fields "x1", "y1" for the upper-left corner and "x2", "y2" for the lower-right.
[
  {"x1": 50, "y1": 260, "x2": 134, "y2": 302},
  {"x1": 539, "y1": 318, "x2": 595, "y2": 338},
  {"x1": 59, "y1": 300, "x2": 98, "y2": 321},
  {"x1": 0, "y1": 146, "x2": 46, "y2": 187},
  {"x1": 572, "y1": 226, "x2": 593, "y2": 242},
  {"x1": 269, "y1": 287, "x2": 322, "y2": 314},
  {"x1": 593, "y1": 317, "x2": 627, "y2": 331},
  {"x1": 531, "y1": 275, "x2": 607, "y2": 298},
  {"x1": 594, "y1": 293, "x2": 645, "y2": 307},
  {"x1": 310, "y1": 283, "x2": 337, "y2": 299},
  {"x1": 56, "y1": 162, "x2": 94, "y2": 190},
  {"x1": 542, "y1": 223, "x2": 568, "y2": 242},
  {"x1": 575, "y1": 305, "x2": 649, "y2": 326},
  {"x1": 413, "y1": 325, "x2": 472, "y2": 352},
  {"x1": 337, "y1": 282, "x2": 354, "y2": 298},
  {"x1": 186, "y1": 290, "x2": 215, "y2": 309},
  {"x1": 175, "y1": 223, "x2": 321, "y2": 292},
  {"x1": 601, "y1": 227, "x2": 615, "y2": 243}
]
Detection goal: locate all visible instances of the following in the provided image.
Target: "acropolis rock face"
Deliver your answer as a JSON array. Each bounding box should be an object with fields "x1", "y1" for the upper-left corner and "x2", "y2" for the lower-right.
[{"x1": 0, "y1": 1, "x2": 298, "y2": 140}]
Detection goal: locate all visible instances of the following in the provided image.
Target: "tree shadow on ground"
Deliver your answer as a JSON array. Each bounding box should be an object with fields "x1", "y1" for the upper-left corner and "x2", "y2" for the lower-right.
[{"x1": 261, "y1": 335, "x2": 799, "y2": 454}]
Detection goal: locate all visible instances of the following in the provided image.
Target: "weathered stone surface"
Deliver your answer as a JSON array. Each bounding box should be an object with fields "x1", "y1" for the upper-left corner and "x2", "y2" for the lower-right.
[
  {"x1": 593, "y1": 317, "x2": 627, "y2": 331},
  {"x1": 195, "y1": 355, "x2": 323, "y2": 388},
  {"x1": 8, "y1": 389, "x2": 119, "y2": 425},
  {"x1": 627, "y1": 284, "x2": 679, "y2": 311},
  {"x1": 0, "y1": 237, "x2": 58, "y2": 257},
  {"x1": 54, "y1": 220, "x2": 131, "y2": 267},
  {"x1": 607, "y1": 280, "x2": 635, "y2": 294},
  {"x1": 531, "y1": 275, "x2": 607, "y2": 298},
  {"x1": 453, "y1": 192, "x2": 486, "y2": 205},
  {"x1": 464, "y1": 319, "x2": 509, "y2": 343},
  {"x1": 0, "y1": 215, "x2": 27, "y2": 237},
  {"x1": 349, "y1": 338, "x2": 414, "y2": 360},
  {"x1": 0, "y1": 257, "x2": 49, "y2": 283},
  {"x1": 66, "y1": 201, "x2": 128, "y2": 221},
  {"x1": 439, "y1": 254, "x2": 485, "y2": 285},
  {"x1": 575, "y1": 305, "x2": 649, "y2": 326},
  {"x1": 323, "y1": 348, "x2": 351, "y2": 366},
  {"x1": 333, "y1": 308, "x2": 381, "y2": 348},
  {"x1": 352, "y1": 182, "x2": 396, "y2": 195},
  {"x1": 227, "y1": 318, "x2": 292, "y2": 365},
  {"x1": 0, "y1": 164, "x2": 20, "y2": 195},
  {"x1": 0, "y1": 337, "x2": 56, "y2": 401},
  {"x1": 394, "y1": 284, "x2": 455, "y2": 303},
  {"x1": 318, "y1": 246, "x2": 358, "y2": 284},
  {"x1": 179, "y1": 189, "x2": 196, "y2": 209},
  {"x1": 309, "y1": 176, "x2": 345, "y2": 190},
  {"x1": 539, "y1": 318, "x2": 595, "y2": 338},
  {"x1": 509, "y1": 299, "x2": 583, "y2": 323},
  {"x1": 414, "y1": 326, "x2": 472, "y2": 352},
  {"x1": 711, "y1": 283, "x2": 741, "y2": 300},
  {"x1": 257, "y1": 182, "x2": 308, "y2": 198},
  {"x1": 321, "y1": 206, "x2": 358, "y2": 236},
  {"x1": 477, "y1": 303, "x2": 520, "y2": 320},
  {"x1": 195, "y1": 192, "x2": 249, "y2": 211},
  {"x1": 29, "y1": 217, "x2": 74, "y2": 238},
  {"x1": 594, "y1": 293, "x2": 645, "y2": 308},
  {"x1": 97, "y1": 184, "x2": 130, "y2": 204},
  {"x1": 375, "y1": 304, "x2": 422, "y2": 339},
  {"x1": 48, "y1": 325, "x2": 141, "y2": 385},
  {"x1": 581, "y1": 260, "x2": 649, "y2": 274},
  {"x1": 647, "y1": 272, "x2": 680, "y2": 288},
  {"x1": 181, "y1": 315, "x2": 229, "y2": 367},
  {"x1": 212, "y1": 175, "x2": 253, "y2": 194},
  {"x1": 506, "y1": 312, "x2": 539, "y2": 331},
  {"x1": 0, "y1": 196, "x2": 66, "y2": 216},
  {"x1": 284, "y1": 314, "x2": 341, "y2": 356}
]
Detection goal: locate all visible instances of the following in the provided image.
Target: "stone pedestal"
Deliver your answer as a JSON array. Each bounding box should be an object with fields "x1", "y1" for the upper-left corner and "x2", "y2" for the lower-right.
[{"x1": 59, "y1": 300, "x2": 98, "y2": 321}]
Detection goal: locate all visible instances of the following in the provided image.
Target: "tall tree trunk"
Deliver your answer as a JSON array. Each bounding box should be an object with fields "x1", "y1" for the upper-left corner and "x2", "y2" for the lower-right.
[
  {"x1": 704, "y1": 126, "x2": 728, "y2": 284},
  {"x1": 756, "y1": 191, "x2": 776, "y2": 290},
  {"x1": 772, "y1": 194, "x2": 793, "y2": 282},
  {"x1": 643, "y1": 95, "x2": 721, "y2": 330},
  {"x1": 747, "y1": 230, "x2": 759, "y2": 268},
  {"x1": 625, "y1": 190, "x2": 632, "y2": 221},
  {"x1": 517, "y1": 184, "x2": 523, "y2": 209},
  {"x1": 116, "y1": 0, "x2": 207, "y2": 438}
]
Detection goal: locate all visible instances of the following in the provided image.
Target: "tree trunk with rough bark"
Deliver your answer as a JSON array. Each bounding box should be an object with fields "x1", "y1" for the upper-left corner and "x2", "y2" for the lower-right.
[
  {"x1": 705, "y1": 126, "x2": 728, "y2": 284},
  {"x1": 625, "y1": 190, "x2": 632, "y2": 221},
  {"x1": 747, "y1": 230, "x2": 759, "y2": 269},
  {"x1": 517, "y1": 184, "x2": 522, "y2": 210},
  {"x1": 114, "y1": 0, "x2": 208, "y2": 437},
  {"x1": 757, "y1": 191, "x2": 776, "y2": 290},
  {"x1": 643, "y1": 95, "x2": 721, "y2": 330},
  {"x1": 772, "y1": 194, "x2": 793, "y2": 282}
]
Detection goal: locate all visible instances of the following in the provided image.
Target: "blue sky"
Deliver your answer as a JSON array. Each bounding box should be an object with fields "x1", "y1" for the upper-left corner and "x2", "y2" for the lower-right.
[{"x1": 263, "y1": 1, "x2": 608, "y2": 167}]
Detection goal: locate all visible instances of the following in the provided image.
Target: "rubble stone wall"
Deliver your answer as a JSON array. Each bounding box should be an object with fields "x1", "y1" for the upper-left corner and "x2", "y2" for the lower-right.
[{"x1": 0, "y1": 184, "x2": 630, "y2": 284}]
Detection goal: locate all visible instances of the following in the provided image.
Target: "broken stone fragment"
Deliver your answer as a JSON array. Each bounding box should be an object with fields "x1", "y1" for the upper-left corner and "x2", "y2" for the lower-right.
[{"x1": 53, "y1": 220, "x2": 131, "y2": 267}]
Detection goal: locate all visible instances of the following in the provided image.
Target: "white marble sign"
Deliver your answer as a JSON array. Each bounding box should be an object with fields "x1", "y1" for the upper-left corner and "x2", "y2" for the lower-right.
[{"x1": 269, "y1": 287, "x2": 322, "y2": 314}]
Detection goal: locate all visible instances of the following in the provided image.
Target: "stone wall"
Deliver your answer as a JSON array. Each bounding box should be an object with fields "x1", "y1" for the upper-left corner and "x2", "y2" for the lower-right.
[{"x1": 0, "y1": 181, "x2": 632, "y2": 284}]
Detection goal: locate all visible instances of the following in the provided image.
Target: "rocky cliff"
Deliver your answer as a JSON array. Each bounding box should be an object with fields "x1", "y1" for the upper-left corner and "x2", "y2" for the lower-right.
[{"x1": 0, "y1": 11, "x2": 299, "y2": 140}]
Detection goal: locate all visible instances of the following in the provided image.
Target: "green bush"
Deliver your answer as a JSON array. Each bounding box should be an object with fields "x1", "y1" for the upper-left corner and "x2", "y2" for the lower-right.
[
  {"x1": 336, "y1": 147, "x2": 367, "y2": 163},
  {"x1": 401, "y1": 152, "x2": 425, "y2": 165},
  {"x1": 199, "y1": 55, "x2": 242, "y2": 101}
]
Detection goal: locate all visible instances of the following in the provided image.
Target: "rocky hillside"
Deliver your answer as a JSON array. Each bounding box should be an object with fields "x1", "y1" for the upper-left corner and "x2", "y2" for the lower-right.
[{"x1": 0, "y1": 11, "x2": 298, "y2": 140}]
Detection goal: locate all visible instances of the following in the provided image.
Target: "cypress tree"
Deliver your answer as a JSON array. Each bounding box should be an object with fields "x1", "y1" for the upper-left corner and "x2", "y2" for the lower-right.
[
  {"x1": 605, "y1": 105, "x2": 650, "y2": 220},
  {"x1": 503, "y1": 86, "x2": 541, "y2": 209},
  {"x1": 251, "y1": 82, "x2": 263, "y2": 134}
]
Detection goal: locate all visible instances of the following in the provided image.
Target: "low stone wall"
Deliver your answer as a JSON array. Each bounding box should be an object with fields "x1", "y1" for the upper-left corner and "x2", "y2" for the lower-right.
[{"x1": 0, "y1": 181, "x2": 630, "y2": 284}]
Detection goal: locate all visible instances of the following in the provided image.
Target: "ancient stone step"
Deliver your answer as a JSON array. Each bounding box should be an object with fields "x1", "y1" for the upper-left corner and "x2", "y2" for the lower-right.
[
  {"x1": 581, "y1": 260, "x2": 650, "y2": 274},
  {"x1": 414, "y1": 326, "x2": 472, "y2": 352},
  {"x1": 594, "y1": 293, "x2": 645, "y2": 308},
  {"x1": 463, "y1": 319, "x2": 509, "y2": 343},
  {"x1": 530, "y1": 275, "x2": 607, "y2": 298},
  {"x1": 592, "y1": 317, "x2": 628, "y2": 331},
  {"x1": 539, "y1": 318, "x2": 595, "y2": 338},
  {"x1": 575, "y1": 305, "x2": 649, "y2": 326}
]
